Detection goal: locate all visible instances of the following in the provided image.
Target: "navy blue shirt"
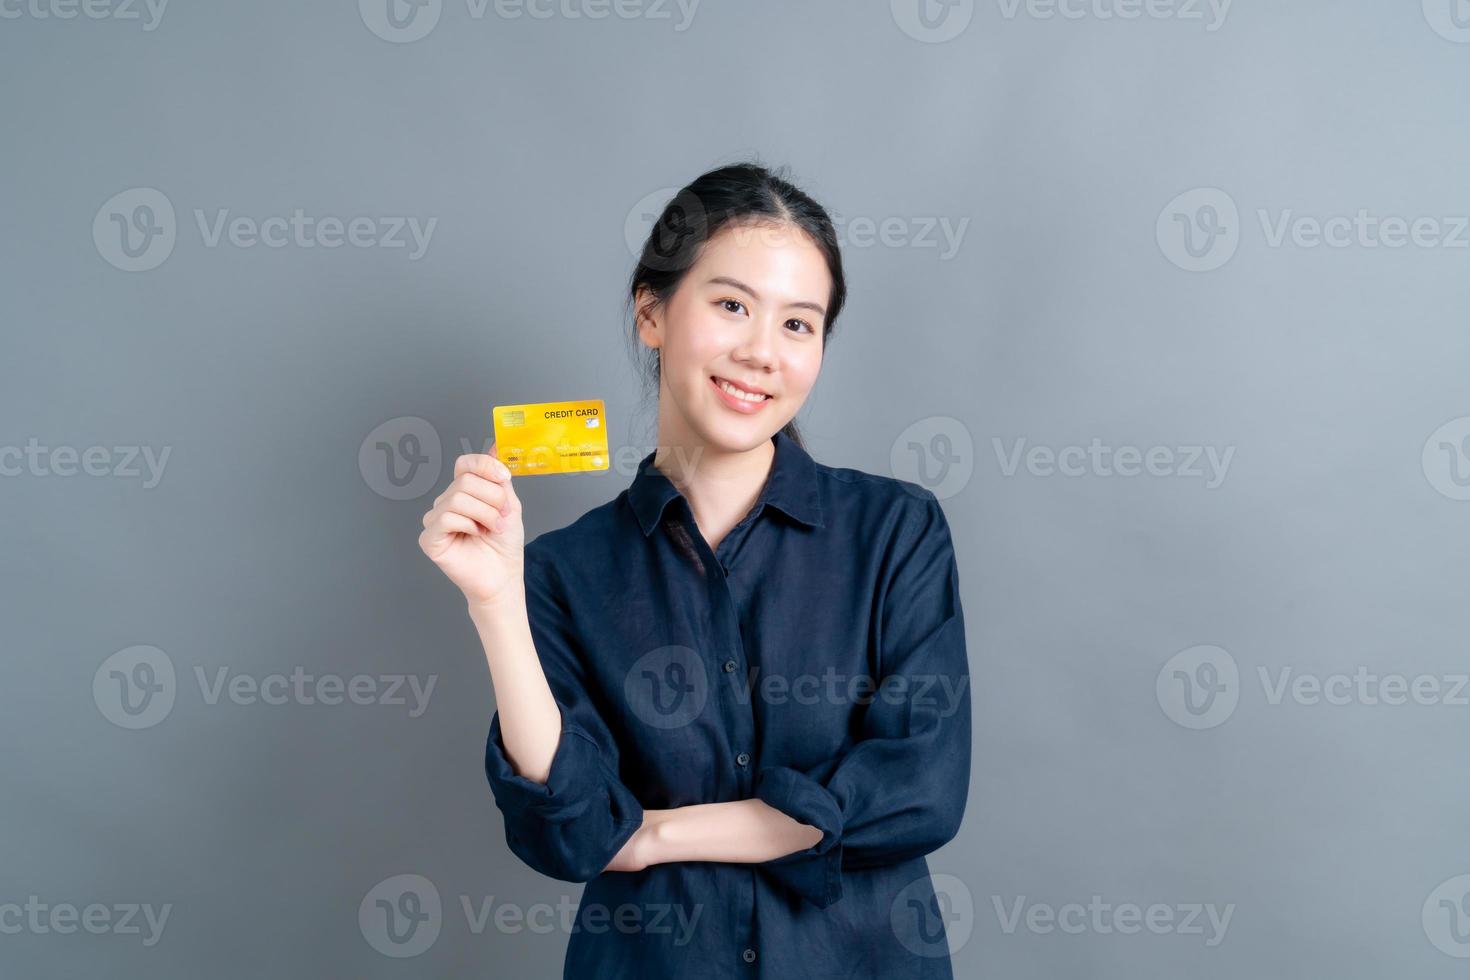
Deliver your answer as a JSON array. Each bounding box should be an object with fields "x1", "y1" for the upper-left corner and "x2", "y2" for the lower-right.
[{"x1": 484, "y1": 430, "x2": 972, "y2": 979}]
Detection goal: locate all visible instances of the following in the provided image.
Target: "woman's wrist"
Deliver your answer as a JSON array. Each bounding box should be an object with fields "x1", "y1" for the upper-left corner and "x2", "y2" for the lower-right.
[
  {"x1": 466, "y1": 583, "x2": 527, "y2": 627},
  {"x1": 635, "y1": 809, "x2": 673, "y2": 868}
]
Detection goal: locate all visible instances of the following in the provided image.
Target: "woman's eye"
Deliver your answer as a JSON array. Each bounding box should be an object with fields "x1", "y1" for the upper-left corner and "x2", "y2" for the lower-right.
[{"x1": 716, "y1": 299, "x2": 813, "y2": 335}]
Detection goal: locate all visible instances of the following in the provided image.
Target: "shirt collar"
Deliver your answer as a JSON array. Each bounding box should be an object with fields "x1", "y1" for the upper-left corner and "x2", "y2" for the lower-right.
[{"x1": 628, "y1": 429, "x2": 826, "y2": 537}]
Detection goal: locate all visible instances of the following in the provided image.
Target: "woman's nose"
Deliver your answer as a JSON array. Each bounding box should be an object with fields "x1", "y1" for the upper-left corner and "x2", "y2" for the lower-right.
[{"x1": 734, "y1": 317, "x2": 779, "y2": 368}]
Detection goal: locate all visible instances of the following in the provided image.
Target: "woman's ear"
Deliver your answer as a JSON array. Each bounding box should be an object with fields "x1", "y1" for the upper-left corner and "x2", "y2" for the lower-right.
[{"x1": 634, "y1": 286, "x2": 662, "y2": 351}]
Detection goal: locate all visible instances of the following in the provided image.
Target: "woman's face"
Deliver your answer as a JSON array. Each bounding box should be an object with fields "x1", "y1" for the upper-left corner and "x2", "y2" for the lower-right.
[{"x1": 638, "y1": 220, "x2": 830, "y2": 454}]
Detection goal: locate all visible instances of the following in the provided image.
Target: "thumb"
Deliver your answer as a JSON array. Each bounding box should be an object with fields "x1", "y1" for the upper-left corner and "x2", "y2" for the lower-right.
[
  {"x1": 501, "y1": 469, "x2": 523, "y2": 520},
  {"x1": 486, "y1": 439, "x2": 523, "y2": 521}
]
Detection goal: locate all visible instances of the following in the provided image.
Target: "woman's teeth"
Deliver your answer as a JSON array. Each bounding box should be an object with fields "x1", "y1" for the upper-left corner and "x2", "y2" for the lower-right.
[{"x1": 715, "y1": 378, "x2": 769, "y2": 402}]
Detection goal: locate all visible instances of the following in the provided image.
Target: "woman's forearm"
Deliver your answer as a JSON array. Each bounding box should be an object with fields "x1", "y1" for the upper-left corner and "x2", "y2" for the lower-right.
[
  {"x1": 467, "y1": 588, "x2": 820, "y2": 865},
  {"x1": 636, "y1": 800, "x2": 824, "y2": 865},
  {"x1": 469, "y1": 586, "x2": 563, "y2": 785}
]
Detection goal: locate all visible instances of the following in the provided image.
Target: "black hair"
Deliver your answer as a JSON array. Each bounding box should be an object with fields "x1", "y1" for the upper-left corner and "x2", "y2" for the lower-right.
[{"x1": 625, "y1": 161, "x2": 847, "y2": 451}]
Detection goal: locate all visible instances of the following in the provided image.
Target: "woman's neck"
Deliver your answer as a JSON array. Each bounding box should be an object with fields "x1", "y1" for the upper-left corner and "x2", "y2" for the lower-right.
[{"x1": 654, "y1": 435, "x2": 775, "y2": 555}]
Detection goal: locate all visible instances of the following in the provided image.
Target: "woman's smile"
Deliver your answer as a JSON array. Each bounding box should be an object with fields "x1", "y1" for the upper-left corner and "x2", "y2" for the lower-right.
[{"x1": 710, "y1": 374, "x2": 774, "y2": 413}]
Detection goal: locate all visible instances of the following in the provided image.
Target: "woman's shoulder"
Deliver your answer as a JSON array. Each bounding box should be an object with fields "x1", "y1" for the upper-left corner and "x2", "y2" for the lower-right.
[
  {"x1": 799, "y1": 456, "x2": 956, "y2": 578},
  {"x1": 820, "y1": 457, "x2": 937, "y2": 500},
  {"x1": 812, "y1": 455, "x2": 944, "y2": 528}
]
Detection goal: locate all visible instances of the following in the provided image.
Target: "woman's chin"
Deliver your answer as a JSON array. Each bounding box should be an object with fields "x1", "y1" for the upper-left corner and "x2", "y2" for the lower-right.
[{"x1": 692, "y1": 416, "x2": 784, "y2": 454}]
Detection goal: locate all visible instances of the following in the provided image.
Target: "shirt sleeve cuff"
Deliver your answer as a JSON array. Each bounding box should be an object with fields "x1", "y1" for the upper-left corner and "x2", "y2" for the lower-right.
[
  {"x1": 484, "y1": 713, "x2": 633, "y2": 824},
  {"x1": 754, "y1": 765, "x2": 845, "y2": 909}
]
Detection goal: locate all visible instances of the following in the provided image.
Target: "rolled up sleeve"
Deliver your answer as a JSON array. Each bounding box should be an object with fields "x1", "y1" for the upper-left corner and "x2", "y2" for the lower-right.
[
  {"x1": 756, "y1": 491, "x2": 972, "y2": 908},
  {"x1": 484, "y1": 550, "x2": 645, "y2": 883}
]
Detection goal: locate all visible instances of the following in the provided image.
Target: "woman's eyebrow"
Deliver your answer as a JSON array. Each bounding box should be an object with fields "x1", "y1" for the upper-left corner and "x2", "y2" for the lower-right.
[{"x1": 706, "y1": 276, "x2": 826, "y2": 316}]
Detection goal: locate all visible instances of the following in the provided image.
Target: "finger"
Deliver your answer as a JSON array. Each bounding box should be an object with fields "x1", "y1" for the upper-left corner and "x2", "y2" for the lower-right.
[
  {"x1": 441, "y1": 489, "x2": 505, "y2": 533},
  {"x1": 450, "y1": 471, "x2": 508, "y2": 511},
  {"x1": 426, "y1": 511, "x2": 487, "y2": 541},
  {"x1": 455, "y1": 452, "x2": 512, "y2": 484},
  {"x1": 423, "y1": 505, "x2": 485, "y2": 534},
  {"x1": 497, "y1": 469, "x2": 522, "y2": 518}
]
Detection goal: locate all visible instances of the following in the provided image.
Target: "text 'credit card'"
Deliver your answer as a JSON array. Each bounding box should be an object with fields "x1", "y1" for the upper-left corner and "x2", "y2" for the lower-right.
[{"x1": 492, "y1": 399, "x2": 609, "y2": 476}]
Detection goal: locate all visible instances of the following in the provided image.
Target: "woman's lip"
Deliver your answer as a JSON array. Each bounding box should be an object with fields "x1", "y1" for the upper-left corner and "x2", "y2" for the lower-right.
[
  {"x1": 711, "y1": 376, "x2": 772, "y2": 398},
  {"x1": 710, "y1": 375, "x2": 773, "y2": 411}
]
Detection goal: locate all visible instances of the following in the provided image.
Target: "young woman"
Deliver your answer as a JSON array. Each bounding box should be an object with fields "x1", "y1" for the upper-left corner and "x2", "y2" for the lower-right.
[{"x1": 419, "y1": 163, "x2": 971, "y2": 978}]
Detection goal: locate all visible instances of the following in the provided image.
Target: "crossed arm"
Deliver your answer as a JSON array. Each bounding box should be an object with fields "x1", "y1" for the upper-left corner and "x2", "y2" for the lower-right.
[
  {"x1": 470, "y1": 587, "x2": 822, "y2": 875},
  {"x1": 604, "y1": 800, "x2": 823, "y2": 872}
]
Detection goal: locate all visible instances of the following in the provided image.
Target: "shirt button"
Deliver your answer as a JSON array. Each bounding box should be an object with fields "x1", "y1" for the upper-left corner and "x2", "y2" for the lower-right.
[
  {"x1": 723, "y1": 659, "x2": 737, "y2": 673},
  {"x1": 742, "y1": 947, "x2": 756, "y2": 963},
  {"x1": 736, "y1": 751, "x2": 750, "y2": 767}
]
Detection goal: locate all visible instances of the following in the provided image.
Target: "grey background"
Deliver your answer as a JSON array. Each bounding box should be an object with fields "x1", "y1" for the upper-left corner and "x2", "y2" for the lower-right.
[{"x1": 3, "y1": 0, "x2": 1469, "y2": 976}]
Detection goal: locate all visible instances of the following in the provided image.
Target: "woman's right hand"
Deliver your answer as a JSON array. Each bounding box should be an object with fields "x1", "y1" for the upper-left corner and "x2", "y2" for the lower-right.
[{"x1": 419, "y1": 442, "x2": 526, "y2": 609}]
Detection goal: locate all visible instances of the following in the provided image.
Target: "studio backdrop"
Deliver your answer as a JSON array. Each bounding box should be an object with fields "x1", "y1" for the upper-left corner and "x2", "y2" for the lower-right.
[{"x1": 3, "y1": 1, "x2": 1468, "y2": 977}]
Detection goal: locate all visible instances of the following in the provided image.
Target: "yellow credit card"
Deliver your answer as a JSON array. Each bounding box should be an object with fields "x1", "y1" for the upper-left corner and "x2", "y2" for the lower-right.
[{"x1": 492, "y1": 399, "x2": 609, "y2": 475}]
